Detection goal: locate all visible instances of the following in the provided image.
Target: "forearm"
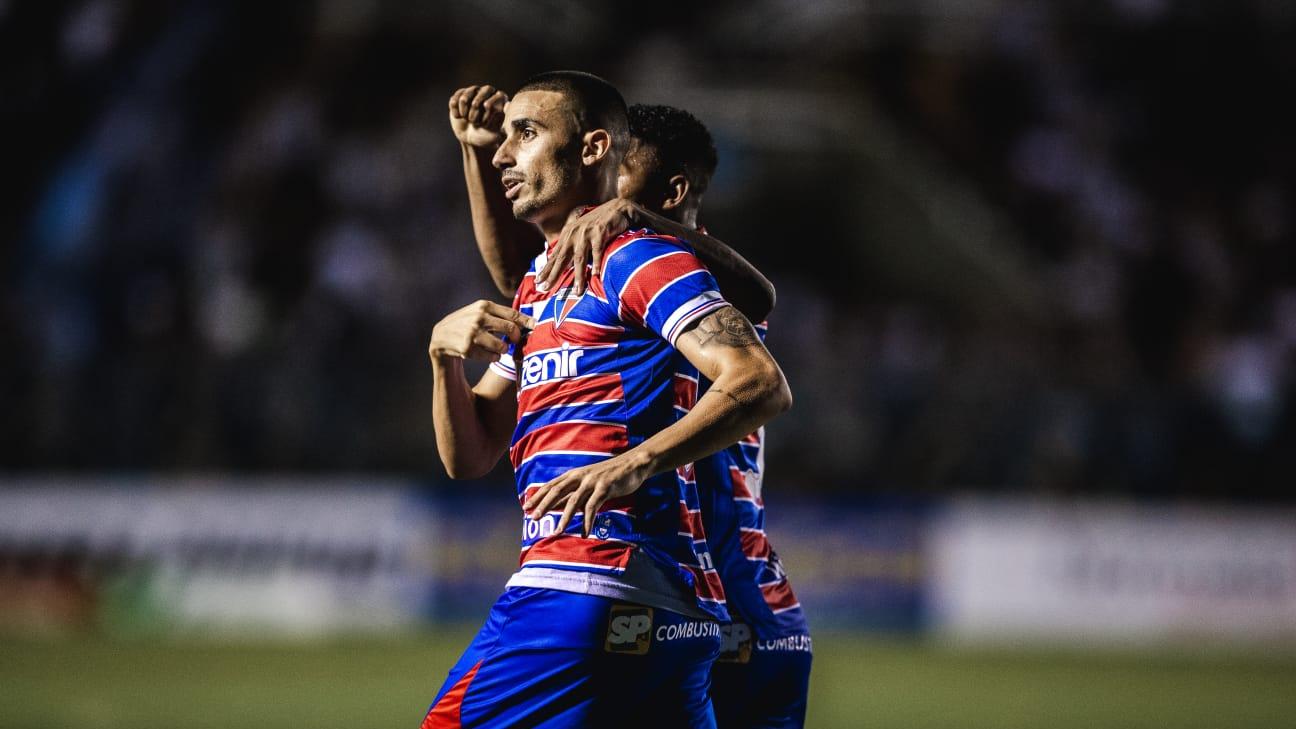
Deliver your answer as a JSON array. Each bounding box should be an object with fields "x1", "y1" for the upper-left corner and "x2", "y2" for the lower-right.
[
  {"x1": 431, "y1": 355, "x2": 505, "y2": 478},
  {"x1": 634, "y1": 208, "x2": 776, "y2": 322},
  {"x1": 462, "y1": 143, "x2": 543, "y2": 296},
  {"x1": 624, "y1": 364, "x2": 791, "y2": 479}
]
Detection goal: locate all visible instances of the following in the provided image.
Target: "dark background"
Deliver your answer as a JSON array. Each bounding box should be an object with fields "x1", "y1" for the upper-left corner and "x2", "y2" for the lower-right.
[{"x1": 4, "y1": 0, "x2": 1294, "y2": 501}]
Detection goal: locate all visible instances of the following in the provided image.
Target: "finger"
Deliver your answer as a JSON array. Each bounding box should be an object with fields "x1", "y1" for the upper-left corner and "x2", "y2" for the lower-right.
[
  {"x1": 582, "y1": 225, "x2": 603, "y2": 288},
  {"x1": 467, "y1": 85, "x2": 494, "y2": 124},
  {"x1": 481, "y1": 301, "x2": 537, "y2": 329},
  {"x1": 525, "y1": 474, "x2": 567, "y2": 514},
  {"x1": 536, "y1": 256, "x2": 554, "y2": 290},
  {"x1": 448, "y1": 87, "x2": 466, "y2": 116},
  {"x1": 456, "y1": 86, "x2": 476, "y2": 120},
  {"x1": 472, "y1": 331, "x2": 509, "y2": 355},
  {"x1": 581, "y1": 490, "x2": 603, "y2": 538},
  {"x1": 542, "y1": 244, "x2": 572, "y2": 293},
  {"x1": 572, "y1": 236, "x2": 587, "y2": 296},
  {"x1": 529, "y1": 478, "x2": 573, "y2": 519},
  {"x1": 555, "y1": 487, "x2": 585, "y2": 534},
  {"x1": 480, "y1": 314, "x2": 522, "y2": 343},
  {"x1": 590, "y1": 230, "x2": 605, "y2": 280},
  {"x1": 486, "y1": 90, "x2": 508, "y2": 114}
]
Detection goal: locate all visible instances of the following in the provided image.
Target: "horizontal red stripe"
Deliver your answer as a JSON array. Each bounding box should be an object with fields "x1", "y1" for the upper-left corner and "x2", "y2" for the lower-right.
[
  {"x1": 521, "y1": 536, "x2": 635, "y2": 569},
  {"x1": 514, "y1": 277, "x2": 538, "y2": 307},
  {"x1": 510, "y1": 421, "x2": 628, "y2": 466},
  {"x1": 518, "y1": 486, "x2": 636, "y2": 514},
  {"x1": 620, "y1": 251, "x2": 705, "y2": 324},
  {"x1": 761, "y1": 579, "x2": 800, "y2": 611},
  {"x1": 740, "y1": 529, "x2": 771, "y2": 560},
  {"x1": 684, "y1": 564, "x2": 727, "y2": 601},
  {"x1": 729, "y1": 467, "x2": 753, "y2": 501},
  {"x1": 673, "y1": 374, "x2": 698, "y2": 410},
  {"x1": 526, "y1": 321, "x2": 623, "y2": 348},
  {"x1": 517, "y1": 373, "x2": 623, "y2": 414},
  {"x1": 677, "y1": 502, "x2": 705, "y2": 537}
]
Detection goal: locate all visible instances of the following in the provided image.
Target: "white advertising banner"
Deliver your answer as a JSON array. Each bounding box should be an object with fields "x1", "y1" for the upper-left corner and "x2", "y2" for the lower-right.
[
  {"x1": 927, "y1": 498, "x2": 1296, "y2": 643},
  {"x1": 0, "y1": 478, "x2": 437, "y2": 635}
]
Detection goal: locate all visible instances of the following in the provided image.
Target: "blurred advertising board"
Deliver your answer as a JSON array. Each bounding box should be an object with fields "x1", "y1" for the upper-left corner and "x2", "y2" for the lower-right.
[
  {"x1": 0, "y1": 478, "x2": 438, "y2": 636},
  {"x1": 0, "y1": 479, "x2": 927, "y2": 635},
  {"x1": 926, "y1": 498, "x2": 1296, "y2": 644}
]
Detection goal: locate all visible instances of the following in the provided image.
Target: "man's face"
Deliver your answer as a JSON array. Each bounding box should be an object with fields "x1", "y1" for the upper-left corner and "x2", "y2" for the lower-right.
[{"x1": 492, "y1": 89, "x2": 584, "y2": 224}]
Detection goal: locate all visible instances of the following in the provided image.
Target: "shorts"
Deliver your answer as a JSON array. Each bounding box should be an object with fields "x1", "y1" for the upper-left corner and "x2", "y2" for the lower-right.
[
  {"x1": 710, "y1": 622, "x2": 813, "y2": 729},
  {"x1": 421, "y1": 586, "x2": 722, "y2": 728}
]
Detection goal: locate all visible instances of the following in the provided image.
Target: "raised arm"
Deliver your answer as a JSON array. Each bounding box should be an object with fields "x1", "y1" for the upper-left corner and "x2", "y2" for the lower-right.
[
  {"x1": 428, "y1": 299, "x2": 535, "y2": 478},
  {"x1": 538, "y1": 198, "x2": 777, "y2": 322},
  {"x1": 523, "y1": 304, "x2": 791, "y2": 534},
  {"x1": 449, "y1": 85, "x2": 546, "y2": 297}
]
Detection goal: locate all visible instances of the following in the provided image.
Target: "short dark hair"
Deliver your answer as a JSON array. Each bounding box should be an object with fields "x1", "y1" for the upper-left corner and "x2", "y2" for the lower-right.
[
  {"x1": 517, "y1": 70, "x2": 629, "y2": 144},
  {"x1": 628, "y1": 104, "x2": 719, "y2": 195}
]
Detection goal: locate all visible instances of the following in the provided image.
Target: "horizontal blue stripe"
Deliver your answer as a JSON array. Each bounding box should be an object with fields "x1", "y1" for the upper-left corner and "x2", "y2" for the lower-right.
[{"x1": 515, "y1": 399, "x2": 627, "y2": 438}]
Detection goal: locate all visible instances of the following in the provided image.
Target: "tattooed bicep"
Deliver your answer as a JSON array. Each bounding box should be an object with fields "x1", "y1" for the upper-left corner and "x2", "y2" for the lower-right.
[{"x1": 679, "y1": 306, "x2": 760, "y2": 350}]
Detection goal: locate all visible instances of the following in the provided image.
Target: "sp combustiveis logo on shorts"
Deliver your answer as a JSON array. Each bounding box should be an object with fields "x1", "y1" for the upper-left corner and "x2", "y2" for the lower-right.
[
  {"x1": 717, "y1": 622, "x2": 753, "y2": 664},
  {"x1": 605, "y1": 604, "x2": 653, "y2": 655}
]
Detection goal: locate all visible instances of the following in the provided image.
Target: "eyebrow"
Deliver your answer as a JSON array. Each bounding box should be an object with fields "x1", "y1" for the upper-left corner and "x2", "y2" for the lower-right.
[{"x1": 510, "y1": 117, "x2": 546, "y2": 131}]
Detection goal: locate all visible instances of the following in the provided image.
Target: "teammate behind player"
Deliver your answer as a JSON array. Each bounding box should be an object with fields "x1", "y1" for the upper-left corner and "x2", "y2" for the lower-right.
[
  {"x1": 424, "y1": 71, "x2": 793, "y2": 728},
  {"x1": 619, "y1": 106, "x2": 813, "y2": 729},
  {"x1": 449, "y1": 88, "x2": 813, "y2": 728}
]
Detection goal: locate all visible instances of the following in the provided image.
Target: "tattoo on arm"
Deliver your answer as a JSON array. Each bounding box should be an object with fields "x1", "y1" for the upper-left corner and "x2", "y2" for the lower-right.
[
  {"x1": 708, "y1": 387, "x2": 744, "y2": 407},
  {"x1": 687, "y1": 307, "x2": 760, "y2": 350}
]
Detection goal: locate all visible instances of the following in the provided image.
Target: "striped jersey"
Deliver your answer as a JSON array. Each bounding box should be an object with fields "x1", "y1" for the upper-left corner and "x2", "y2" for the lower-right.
[
  {"x1": 697, "y1": 321, "x2": 810, "y2": 639},
  {"x1": 488, "y1": 228, "x2": 730, "y2": 621}
]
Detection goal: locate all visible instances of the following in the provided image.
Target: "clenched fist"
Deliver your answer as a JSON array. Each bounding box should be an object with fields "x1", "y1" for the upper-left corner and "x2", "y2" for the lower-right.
[{"x1": 448, "y1": 84, "x2": 509, "y2": 148}]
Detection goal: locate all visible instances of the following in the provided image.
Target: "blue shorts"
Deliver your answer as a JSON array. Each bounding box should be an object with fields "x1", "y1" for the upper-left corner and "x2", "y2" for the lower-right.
[
  {"x1": 421, "y1": 586, "x2": 722, "y2": 728},
  {"x1": 710, "y1": 622, "x2": 813, "y2": 729}
]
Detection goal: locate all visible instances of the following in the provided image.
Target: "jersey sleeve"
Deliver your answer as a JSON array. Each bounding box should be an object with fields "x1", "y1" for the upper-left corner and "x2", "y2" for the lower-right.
[
  {"x1": 488, "y1": 350, "x2": 517, "y2": 381},
  {"x1": 600, "y1": 235, "x2": 729, "y2": 347}
]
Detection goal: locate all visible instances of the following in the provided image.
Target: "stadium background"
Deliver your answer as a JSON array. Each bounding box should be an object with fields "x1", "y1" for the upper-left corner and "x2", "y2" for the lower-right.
[{"x1": 3, "y1": 1, "x2": 1295, "y2": 727}]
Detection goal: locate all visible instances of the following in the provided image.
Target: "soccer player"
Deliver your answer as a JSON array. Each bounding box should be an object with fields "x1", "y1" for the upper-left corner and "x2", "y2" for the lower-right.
[
  {"x1": 449, "y1": 88, "x2": 813, "y2": 727},
  {"x1": 423, "y1": 71, "x2": 792, "y2": 728}
]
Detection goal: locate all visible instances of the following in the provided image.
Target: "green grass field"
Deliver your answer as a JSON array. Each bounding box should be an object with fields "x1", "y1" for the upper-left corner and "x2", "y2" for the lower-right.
[{"x1": 4, "y1": 630, "x2": 1295, "y2": 728}]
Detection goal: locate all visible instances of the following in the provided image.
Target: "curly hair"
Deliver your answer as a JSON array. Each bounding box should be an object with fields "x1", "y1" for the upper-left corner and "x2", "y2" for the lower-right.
[{"x1": 628, "y1": 104, "x2": 719, "y2": 195}]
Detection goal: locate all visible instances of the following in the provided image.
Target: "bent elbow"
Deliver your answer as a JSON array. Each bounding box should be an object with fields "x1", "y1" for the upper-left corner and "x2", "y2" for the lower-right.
[
  {"x1": 750, "y1": 361, "x2": 792, "y2": 417},
  {"x1": 495, "y1": 274, "x2": 520, "y2": 299},
  {"x1": 775, "y1": 381, "x2": 793, "y2": 414},
  {"x1": 440, "y1": 453, "x2": 490, "y2": 481},
  {"x1": 758, "y1": 280, "x2": 777, "y2": 323},
  {"x1": 769, "y1": 374, "x2": 793, "y2": 415}
]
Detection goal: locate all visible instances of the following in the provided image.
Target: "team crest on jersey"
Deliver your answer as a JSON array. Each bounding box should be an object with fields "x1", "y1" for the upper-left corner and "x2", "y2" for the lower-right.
[
  {"x1": 718, "y1": 622, "x2": 753, "y2": 664},
  {"x1": 552, "y1": 285, "x2": 582, "y2": 330},
  {"x1": 605, "y1": 604, "x2": 653, "y2": 655}
]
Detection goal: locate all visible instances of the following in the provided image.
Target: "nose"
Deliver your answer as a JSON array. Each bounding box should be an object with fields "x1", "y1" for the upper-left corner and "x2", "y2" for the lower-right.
[{"x1": 492, "y1": 138, "x2": 514, "y2": 170}]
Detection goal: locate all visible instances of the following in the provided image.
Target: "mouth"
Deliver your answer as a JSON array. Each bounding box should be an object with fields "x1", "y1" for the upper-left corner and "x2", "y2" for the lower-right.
[{"x1": 501, "y1": 176, "x2": 524, "y2": 201}]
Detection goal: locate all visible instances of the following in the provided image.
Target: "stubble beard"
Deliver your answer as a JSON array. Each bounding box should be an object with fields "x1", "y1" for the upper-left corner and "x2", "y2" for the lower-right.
[{"x1": 512, "y1": 147, "x2": 583, "y2": 224}]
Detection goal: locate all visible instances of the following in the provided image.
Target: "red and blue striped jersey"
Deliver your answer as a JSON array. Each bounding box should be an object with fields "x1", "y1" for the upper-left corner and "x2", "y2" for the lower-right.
[
  {"x1": 699, "y1": 321, "x2": 809, "y2": 638},
  {"x1": 488, "y1": 229, "x2": 730, "y2": 620}
]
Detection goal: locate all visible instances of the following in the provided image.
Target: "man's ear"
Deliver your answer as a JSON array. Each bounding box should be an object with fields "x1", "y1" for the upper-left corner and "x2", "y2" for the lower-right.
[
  {"x1": 661, "y1": 174, "x2": 690, "y2": 211},
  {"x1": 581, "y1": 129, "x2": 613, "y2": 166}
]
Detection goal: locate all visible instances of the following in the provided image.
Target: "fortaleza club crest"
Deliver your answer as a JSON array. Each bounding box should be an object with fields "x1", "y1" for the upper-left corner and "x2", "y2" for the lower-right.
[{"x1": 552, "y1": 285, "x2": 582, "y2": 329}]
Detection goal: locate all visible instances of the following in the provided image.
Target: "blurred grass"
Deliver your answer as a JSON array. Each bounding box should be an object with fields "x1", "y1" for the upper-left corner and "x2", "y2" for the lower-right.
[{"x1": 3, "y1": 630, "x2": 1295, "y2": 728}]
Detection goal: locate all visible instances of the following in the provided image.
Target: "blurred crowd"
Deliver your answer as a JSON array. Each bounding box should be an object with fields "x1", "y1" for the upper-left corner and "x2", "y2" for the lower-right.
[{"x1": 2, "y1": 1, "x2": 1293, "y2": 500}]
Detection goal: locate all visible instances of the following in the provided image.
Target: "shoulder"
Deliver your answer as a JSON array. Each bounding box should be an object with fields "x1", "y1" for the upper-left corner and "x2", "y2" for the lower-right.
[{"x1": 600, "y1": 229, "x2": 697, "y2": 275}]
